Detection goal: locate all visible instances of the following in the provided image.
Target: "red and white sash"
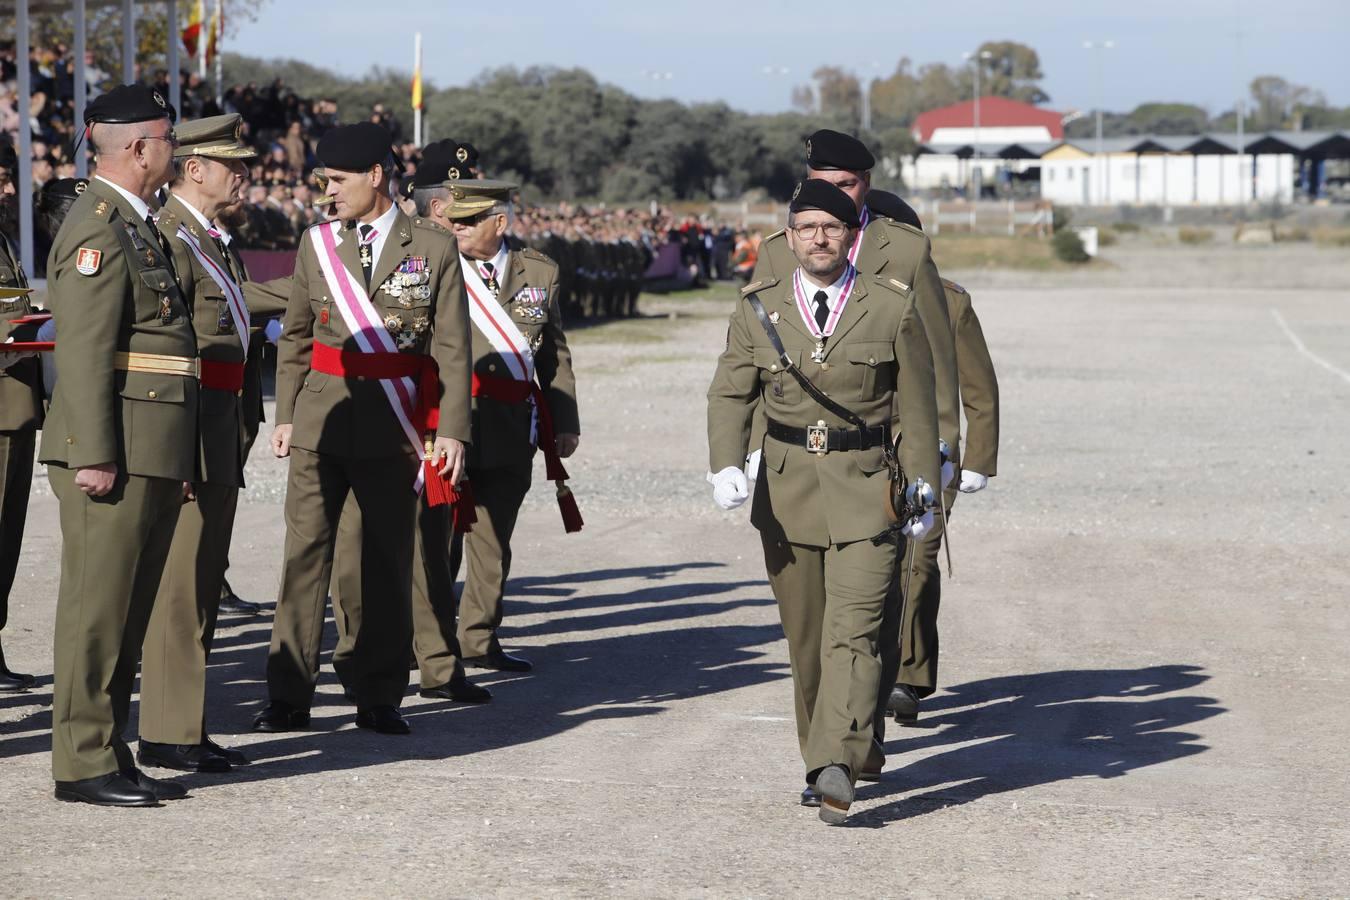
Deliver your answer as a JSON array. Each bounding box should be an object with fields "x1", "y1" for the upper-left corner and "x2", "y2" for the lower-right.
[
  {"x1": 793, "y1": 263, "x2": 858, "y2": 339},
  {"x1": 175, "y1": 225, "x2": 249, "y2": 354},
  {"x1": 847, "y1": 205, "x2": 871, "y2": 267},
  {"x1": 312, "y1": 220, "x2": 426, "y2": 491},
  {"x1": 462, "y1": 255, "x2": 539, "y2": 443}
]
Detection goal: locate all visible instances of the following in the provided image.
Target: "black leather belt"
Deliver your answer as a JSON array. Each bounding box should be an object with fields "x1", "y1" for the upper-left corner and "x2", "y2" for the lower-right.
[{"x1": 766, "y1": 417, "x2": 885, "y2": 453}]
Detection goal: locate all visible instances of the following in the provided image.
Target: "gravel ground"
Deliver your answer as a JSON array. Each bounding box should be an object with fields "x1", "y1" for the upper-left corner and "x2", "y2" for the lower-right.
[{"x1": 4, "y1": 240, "x2": 1349, "y2": 897}]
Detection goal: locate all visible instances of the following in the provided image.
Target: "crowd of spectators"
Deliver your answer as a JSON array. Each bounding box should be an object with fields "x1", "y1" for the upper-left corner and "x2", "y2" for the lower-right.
[{"x1": 3, "y1": 45, "x2": 762, "y2": 299}]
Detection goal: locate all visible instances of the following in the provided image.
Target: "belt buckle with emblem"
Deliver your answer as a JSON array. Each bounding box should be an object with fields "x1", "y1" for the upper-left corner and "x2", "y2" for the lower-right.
[{"x1": 806, "y1": 421, "x2": 828, "y2": 455}]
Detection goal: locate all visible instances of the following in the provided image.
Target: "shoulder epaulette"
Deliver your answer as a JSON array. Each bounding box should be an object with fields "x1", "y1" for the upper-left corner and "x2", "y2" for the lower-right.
[
  {"x1": 878, "y1": 218, "x2": 926, "y2": 241},
  {"x1": 763, "y1": 228, "x2": 786, "y2": 242},
  {"x1": 740, "y1": 277, "x2": 779, "y2": 296},
  {"x1": 941, "y1": 278, "x2": 968, "y2": 296},
  {"x1": 412, "y1": 217, "x2": 449, "y2": 234},
  {"x1": 521, "y1": 246, "x2": 556, "y2": 266}
]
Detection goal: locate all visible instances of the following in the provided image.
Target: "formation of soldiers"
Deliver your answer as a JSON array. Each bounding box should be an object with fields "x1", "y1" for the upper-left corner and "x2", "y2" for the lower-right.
[
  {"x1": 0, "y1": 86, "x2": 1002, "y2": 824},
  {"x1": 517, "y1": 216, "x2": 651, "y2": 321}
]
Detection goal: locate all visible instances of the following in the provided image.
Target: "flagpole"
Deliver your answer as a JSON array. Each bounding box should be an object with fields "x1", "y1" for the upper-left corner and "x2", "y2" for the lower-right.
[
  {"x1": 214, "y1": 0, "x2": 223, "y2": 107},
  {"x1": 413, "y1": 31, "x2": 423, "y2": 146},
  {"x1": 197, "y1": 0, "x2": 206, "y2": 78}
]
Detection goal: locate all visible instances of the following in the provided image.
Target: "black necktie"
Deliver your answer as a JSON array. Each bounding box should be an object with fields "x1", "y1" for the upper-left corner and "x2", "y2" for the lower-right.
[
  {"x1": 208, "y1": 227, "x2": 238, "y2": 282},
  {"x1": 358, "y1": 223, "x2": 376, "y2": 287},
  {"x1": 813, "y1": 290, "x2": 830, "y2": 332},
  {"x1": 146, "y1": 213, "x2": 176, "y2": 270},
  {"x1": 481, "y1": 261, "x2": 499, "y2": 296}
]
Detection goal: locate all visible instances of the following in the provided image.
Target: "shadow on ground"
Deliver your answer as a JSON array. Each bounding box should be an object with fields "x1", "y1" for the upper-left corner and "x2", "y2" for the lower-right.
[
  {"x1": 852, "y1": 664, "x2": 1224, "y2": 827},
  {"x1": 0, "y1": 561, "x2": 785, "y2": 791}
]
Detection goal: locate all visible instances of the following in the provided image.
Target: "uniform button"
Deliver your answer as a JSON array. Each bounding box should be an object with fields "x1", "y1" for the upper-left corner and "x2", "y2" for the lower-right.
[
  {"x1": 820, "y1": 362, "x2": 830, "y2": 371},
  {"x1": 237, "y1": 389, "x2": 244, "y2": 397},
  {"x1": 66, "y1": 436, "x2": 75, "y2": 445},
  {"x1": 868, "y1": 357, "x2": 876, "y2": 365},
  {"x1": 488, "y1": 363, "x2": 496, "y2": 372},
  {"x1": 159, "y1": 281, "x2": 168, "y2": 289},
  {"x1": 147, "y1": 390, "x2": 157, "y2": 399},
  {"x1": 769, "y1": 364, "x2": 778, "y2": 373},
  {"x1": 356, "y1": 375, "x2": 366, "y2": 382}
]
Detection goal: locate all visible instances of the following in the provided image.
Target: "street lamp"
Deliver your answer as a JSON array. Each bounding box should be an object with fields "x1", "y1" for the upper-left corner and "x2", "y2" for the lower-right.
[
  {"x1": 1083, "y1": 40, "x2": 1115, "y2": 204},
  {"x1": 964, "y1": 49, "x2": 993, "y2": 199}
]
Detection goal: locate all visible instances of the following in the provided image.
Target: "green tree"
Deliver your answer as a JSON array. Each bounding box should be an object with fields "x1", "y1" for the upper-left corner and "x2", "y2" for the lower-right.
[{"x1": 973, "y1": 40, "x2": 1049, "y2": 104}]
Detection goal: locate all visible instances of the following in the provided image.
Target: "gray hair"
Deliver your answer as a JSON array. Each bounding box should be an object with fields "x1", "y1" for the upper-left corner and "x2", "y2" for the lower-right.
[{"x1": 413, "y1": 184, "x2": 449, "y2": 218}]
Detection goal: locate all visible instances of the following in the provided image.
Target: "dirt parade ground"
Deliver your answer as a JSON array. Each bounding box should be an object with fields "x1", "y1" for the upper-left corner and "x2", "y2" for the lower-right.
[{"x1": 3, "y1": 238, "x2": 1348, "y2": 897}]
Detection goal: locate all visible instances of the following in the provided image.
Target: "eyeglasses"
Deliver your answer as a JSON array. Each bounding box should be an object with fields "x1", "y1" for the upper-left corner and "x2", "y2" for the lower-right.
[
  {"x1": 790, "y1": 222, "x2": 850, "y2": 241},
  {"x1": 136, "y1": 131, "x2": 179, "y2": 148}
]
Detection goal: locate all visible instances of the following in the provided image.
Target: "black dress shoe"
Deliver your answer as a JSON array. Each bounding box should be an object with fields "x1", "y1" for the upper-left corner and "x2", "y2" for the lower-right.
[
  {"x1": 888, "y1": 683, "x2": 920, "y2": 725},
  {"x1": 859, "y1": 738, "x2": 885, "y2": 783},
  {"x1": 800, "y1": 784, "x2": 822, "y2": 807},
  {"x1": 55, "y1": 772, "x2": 158, "y2": 807},
  {"x1": 419, "y1": 673, "x2": 492, "y2": 704},
  {"x1": 355, "y1": 705, "x2": 410, "y2": 735},
  {"x1": 137, "y1": 740, "x2": 230, "y2": 773},
  {"x1": 203, "y1": 737, "x2": 250, "y2": 766},
  {"x1": 124, "y1": 767, "x2": 189, "y2": 801},
  {"x1": 218, "y1": 580, "x2": 262, "y2": 616},
  {"x1": 252, "y1": 700, "x2": 311, "y2": 733},
  {"x1": 0, "y1": 644, "x2": 35, "y2": 692},
  {"x1": 816, "y1": 764, "x2": 855, "y2": 826},
  {"x1": 462, "y1": 647, "x2": 532, "y2": 673}
]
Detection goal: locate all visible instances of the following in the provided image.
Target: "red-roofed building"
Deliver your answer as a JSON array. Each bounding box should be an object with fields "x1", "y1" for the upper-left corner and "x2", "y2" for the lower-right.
[{"x1": 913, "y1": 97, "x2": 1064, "y2": 145}]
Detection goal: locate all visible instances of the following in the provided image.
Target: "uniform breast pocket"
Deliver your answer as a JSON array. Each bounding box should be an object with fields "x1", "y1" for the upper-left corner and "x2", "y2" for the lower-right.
[
  {"x1": 754, "y1": 347, "x2": 799, "y2": 405},
  {"x1": 844, "y1": 342, "x2": 895, "y2": 401},
  {"x1": 138, "y1": 268, "x2": 180, "y2": 324},
  {"x1": 208, "y1": 296, "x2": 236, "y2": 335}
]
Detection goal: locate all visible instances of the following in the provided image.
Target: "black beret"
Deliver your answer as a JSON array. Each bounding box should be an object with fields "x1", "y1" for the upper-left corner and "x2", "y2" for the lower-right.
[
  {"x1": 789, "y1": 179, "x2": 861, "y2": 228},
  {"x1": 84, "y1": 83, "x2": 173, "y2": 126},
  {"x1": 805, "y1": 128, "x2": 875, "y2": 172},
  {"x1": 865, "y1": 189, "x2": 922, "y2": 230},
  {"x1": 38, "y1": 178, "x2": 90, "y2": 207},
  {"x1": 0, "y1": 141, "x2": 15, "y2": 173},
  {"x1": 316, "y1": 122, "x2": 395, "y2": 172},
  {"x1": 411, "y1": 140, "x2": 457, "y2": 188},
  {"x1": 452, "y1": 142, "x2": 480, "y2": 170}
]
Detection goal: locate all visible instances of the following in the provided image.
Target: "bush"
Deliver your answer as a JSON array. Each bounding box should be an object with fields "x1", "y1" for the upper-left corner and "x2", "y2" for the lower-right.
[
  {"x1": 1178, "y1": 227, "x2": 1213, "y2": 245},
  {"x1": 1052, "y1": 205, "x2": 1073, "y2": 233},
  {"x1": 1052, "y1": 228, "x2": 1090, "y2": 263},
  {"x1": 1112, "y1": 220, "x2": 1141, "y2": 234}
]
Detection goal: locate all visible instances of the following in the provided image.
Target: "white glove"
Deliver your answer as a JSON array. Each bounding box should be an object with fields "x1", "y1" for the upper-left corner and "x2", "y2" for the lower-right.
[
  {"x1": 707, "y1": 466, "x2": 749, "y2": 511},
  {"x1": 959, "y1": 469, "x2": 989, "y2": 493},
  {"x1": 941, "y1": 459, "x2": 956, "y2": 490},
  {"x1": 264, "y1": 318, "x2": 283, "y2": 344},
  {"x1": 901, "y1": 510, "x2": 935, "y2": 541},
  {"x1": 745, "y1": 448, "x2": 762, "y2": 481}
]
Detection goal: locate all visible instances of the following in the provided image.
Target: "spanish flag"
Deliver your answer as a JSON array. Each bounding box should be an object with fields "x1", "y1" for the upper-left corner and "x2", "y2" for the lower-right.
[
  {"x1": 181, "y1": 0, "x2": 205, "y2": 57},
  {"x1": 206, "y1": 3, "x2": 224, "y2": 65},
  {"x1": 411, "y1": 64, "x2": 423, "y2": 111}
]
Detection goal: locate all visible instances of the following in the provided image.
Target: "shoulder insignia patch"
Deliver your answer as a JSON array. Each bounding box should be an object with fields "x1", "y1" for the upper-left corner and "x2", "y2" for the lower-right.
[
  {"x1": 412, "y1": 217, "x2": 447, "y2": 233},
  {"x1": 75, "y1": 247, "x2": 103, "y2": 276}
]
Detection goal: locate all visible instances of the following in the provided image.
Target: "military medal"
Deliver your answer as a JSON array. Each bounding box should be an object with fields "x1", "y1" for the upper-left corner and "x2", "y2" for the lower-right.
[
  {"x1": 218, "y1": 305, "x2": 234, "y2": 333},
  {"x1": 792, "y1": 264, "x2": 857, "y2": 363},
  {"x1": 159, "y1": 296, "x2": 174, "y2": 323},
  {"x1": 359, "y1": 243, "x2": 372, "y2": 269},
  {"x1": 384, "y1": 313, "x2": 403, "y2": 333},
  {"x1": 811, "y1": 340, "x2": 826, "y2": 363},
  {"x1": 320, "y1": 305, "x2": 329, "y2": 325}
]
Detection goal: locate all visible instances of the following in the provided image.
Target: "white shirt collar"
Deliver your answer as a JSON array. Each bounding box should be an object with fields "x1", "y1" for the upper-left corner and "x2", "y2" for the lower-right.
[
  {"x1": 798, "y1": 264, "x2": 854, "y2": 311},
  {"x1": 95, "y1": 175, "x2": 152, "y2": 222},
  {"x1": 462, "y1": 240, "x2": 510, "y2": 281}
]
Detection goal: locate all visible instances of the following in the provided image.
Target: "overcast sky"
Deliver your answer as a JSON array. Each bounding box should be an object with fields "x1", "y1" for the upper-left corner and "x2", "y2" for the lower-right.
[{"x1": 232, "y1": 0, "x2": 1350, "y2": 117}]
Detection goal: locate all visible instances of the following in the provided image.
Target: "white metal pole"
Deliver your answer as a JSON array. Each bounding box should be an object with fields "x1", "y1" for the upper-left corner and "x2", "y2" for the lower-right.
[
  {"x1": 74, "y1": 0, "x2": 88, "y2": 177},
  {"x1": 17, "y1": 0, "x2": 34, "y2": 276},
  {"x1": 198, "y1": 0, "x2": 206, "y2": 78},
  {"x1": 122, "y1": 0, "x2": 135, "y2": 83},
  {"x1": 214, "y1": 0, "x2": 223, "y2": 107},
  {"x1": 167, "y1": 0, "x2": 181, "y2": 115}
]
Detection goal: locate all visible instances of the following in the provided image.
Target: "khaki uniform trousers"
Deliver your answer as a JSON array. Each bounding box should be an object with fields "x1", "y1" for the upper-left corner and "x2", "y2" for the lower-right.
[
  {"x1": 139, "y1": 481, "x2": 238, "y2": 744},
  {"x1": 453, "y1": 461, "x2": 533, "y2": 658},
  {"x1": 49, "y1": 467, "x2": 183, "y2": 781},
  {"x1": 332, "y1": 492, "x2": 466, "y2": 690},
  {"x1": 761, "y1": 533, "x2": 897, "y2": 779},
  {"x1": 0, "y1": 429, "x2": 35, "y2": 633},
  {"x1": 266, "y1": 447, "x2": 415, "y2": 710},
  {"x1": 875, "y1": 513, "x2": 944, "y2": 741}
]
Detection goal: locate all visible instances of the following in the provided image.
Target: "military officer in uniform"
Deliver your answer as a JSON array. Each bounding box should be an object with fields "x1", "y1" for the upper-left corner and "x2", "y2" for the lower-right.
[
  {"x1": 329, "y1": 143, "x2": 494, "y2": 704},
  {"x1": 745, "y1": 130, "x2": 959, "y2": 781},
  {"x1": 137, "y1": 114, "x2": 286, "y2": 773},
  {"x1": 446, "y1": 179, "x2": 581, "y2": 672},
  {"x1": 0, "y1": 143, "x2": 44, "y2": 692},
  {"x1": 865, "y1": 191, "x2": 1000, "y2": 727},
  {"x1": 41, "y1": 84, "x2": 198, "y2": 806},
  {"x1": 256, "y1": 122, "x2": 472, "y2": 736},
  {"x1": 707, "y1": 180, "x2": 939, "y2": 824}
]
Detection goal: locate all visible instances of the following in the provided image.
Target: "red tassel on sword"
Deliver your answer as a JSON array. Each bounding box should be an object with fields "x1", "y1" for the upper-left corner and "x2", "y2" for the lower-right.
[{"x1": 556, "y1": 481, "x2": 583, "y2": 533}]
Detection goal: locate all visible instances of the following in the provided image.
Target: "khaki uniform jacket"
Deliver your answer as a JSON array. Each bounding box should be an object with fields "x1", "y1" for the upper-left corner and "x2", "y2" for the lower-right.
[
  {"x1": 707, "y1": 274, "x2": 940, "y2": 547},
  {"x1": 0, "y1": 236, "x2": 43, "y2": 431},
  {"x1": 153, "y1": 195, "x2": 274, "y2": 487},
  {"x1": 39, "y1": 178, "x2": 200, "y2": 482},
  {"x1": 467, "y1": 246, "x2": 579, "y2": 470},
  {"x1": 750, "y1": 214, "x2": 961, "y2": 466},
  {"x1": 275, "y1": 209, "x2": 471, "y2": 456},
  {"x1": 944, "y1": 279, "x2": 999, "y2": 477}
]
